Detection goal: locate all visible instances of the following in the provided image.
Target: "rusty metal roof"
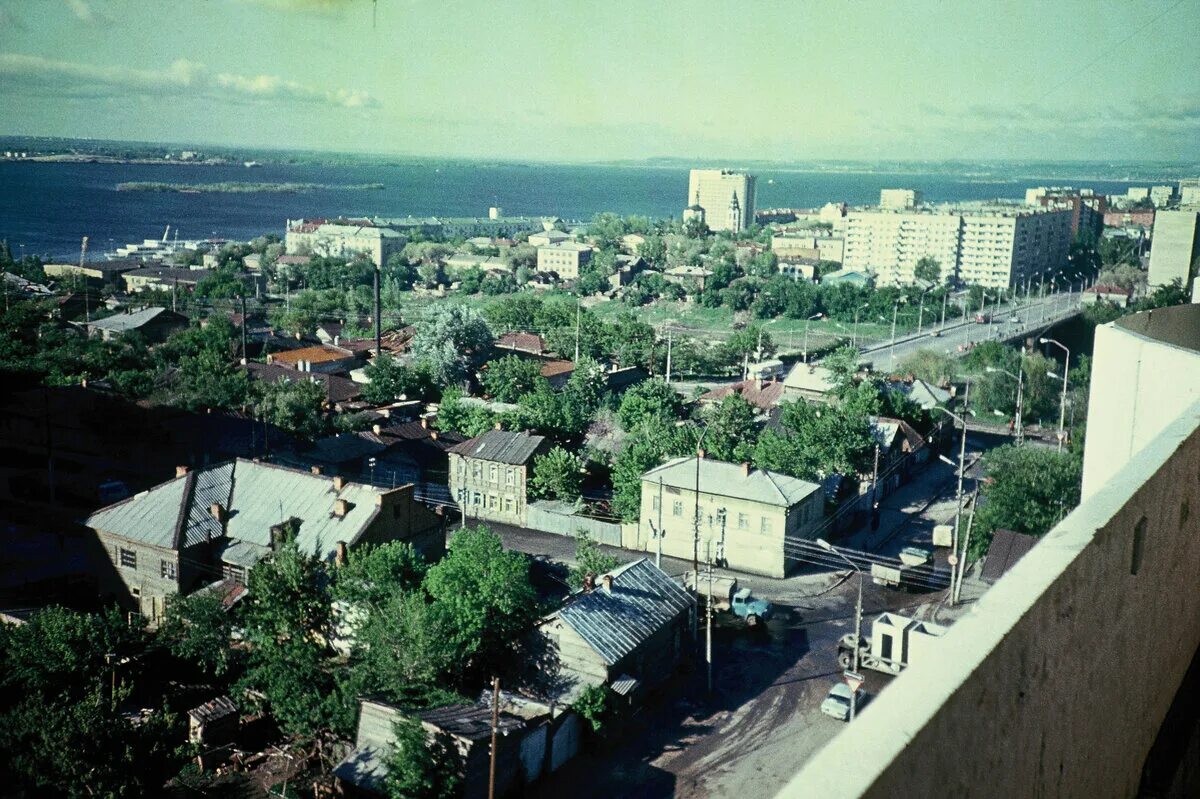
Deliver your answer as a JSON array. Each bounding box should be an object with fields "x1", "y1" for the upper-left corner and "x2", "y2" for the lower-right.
[{"x1": 449, "y1": 429, "x2": 546, "y2": 465}]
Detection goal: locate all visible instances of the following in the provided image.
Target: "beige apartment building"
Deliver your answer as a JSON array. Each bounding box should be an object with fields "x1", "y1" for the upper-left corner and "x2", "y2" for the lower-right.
[
  {"x1": 1147, "y1": 210, "x2": 1200, "y2": 292},
  {"x1": 685, "y1": 169, "x2": 756, "y2": 233},
  {"x1": 879, "y1": 188, "x2": 923, "y2": 210},
  {"x1": 536, "y1": 242, "x2": 592, "y2": 280},
  {"x1": 638, "y1": 457, "x2": 824, "y2": 578},
  {"x1": 843, "y1": 211, "x2": 961, "y2": 286}
]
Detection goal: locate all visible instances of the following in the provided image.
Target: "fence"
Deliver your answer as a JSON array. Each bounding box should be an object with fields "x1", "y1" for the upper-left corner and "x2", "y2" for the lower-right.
[{"x1": 525, "y1": 500, "x2": 623, "y2": 546}]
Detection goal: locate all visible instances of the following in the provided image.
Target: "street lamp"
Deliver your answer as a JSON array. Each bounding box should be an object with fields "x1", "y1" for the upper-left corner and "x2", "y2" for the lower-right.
[
  {"x1": 817, "y1": 538, "x2": 863, "y2": 722},
  {"x1": 986, "y1": 365, "x2": 1024, "y2": 444},
  {"x1": 852, "y1": 303, "x2": 870, "y2": 349},
  {"x1": 802, "y1": 312, "x2": 823, "y2": 363},
  {"x1": 890, "y1": 296, "x2": 908, "y2": 370},
  {"x1": 932, "y1": 397, "x2": 974, "y2": 604},
  {"x1": 1039, "y1": 337, "x2": 1070, "y2": 452}
]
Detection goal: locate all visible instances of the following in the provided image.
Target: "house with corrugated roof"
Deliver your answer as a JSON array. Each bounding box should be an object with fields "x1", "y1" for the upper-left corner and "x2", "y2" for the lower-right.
[
  {"x1": 83, "y1": 306, "x2": 188, "y2": 343},
  {"x1": 636, "y1": 456, "x2": 824, "y2": 577},
  {"x1": 540, "y1": 559, "x2": 694, "y2": 702},
  {"x1": 84, "y1": 459, "x2": 444, "y2": 623},
  {"x1": 448, "y1": 429, "x2": 550, "y2": 527}
]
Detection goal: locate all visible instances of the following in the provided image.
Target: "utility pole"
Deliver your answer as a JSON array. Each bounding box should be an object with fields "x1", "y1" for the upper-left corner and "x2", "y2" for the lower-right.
[
  {"x1": 940, "y1": 290, "x2": 948, "y2": 331},
  {"x1": 705, "y1": 544, "x2": 714, "y2": 694},
  {"x1": 172, "y1": 278, "x2": 178, "y2": 313},
  {"x1": 656, "y1": 476, "x2": 664, "y2": 569},
  {"x1": 664, "y1": 327, "x2": 673, "y2": 383},
  {"x1": 239, "y1": 295, "x2": 248, "y2": 364},
  {"x1": 574, "y1": 301, "x2": 581, "y2": 363},
  {"x1": 954, "y1": 490, "x2": 979, "y2": 604},
  {"x1": 488, "y1": 677, "x2": 500, "y2": 799},
  {"x1": 80, "y1": 236, "x2": 90, "y2": 322}
]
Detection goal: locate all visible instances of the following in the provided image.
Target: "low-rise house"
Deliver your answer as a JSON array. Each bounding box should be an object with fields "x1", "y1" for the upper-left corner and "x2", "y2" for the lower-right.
[
  {"x1": 609, "y1": 254, "x2": 649, "y2": 289},
  {"x1": 781, "y1": 363, "x2": 839, "y2": 403},
  {"x1": 870, "y1": 416, "x2": 930, "y2": 495},
  {"x1": 448, "y1": 429, "x2": 549, "y2": 527},
  {"x1": 84, "y1": 459, "x2": 444, "y2": 622},
  {"x1": 335, "y1": 696, "x2": 568, "y2": 799},
  {"x1": 243, "y1": 362, "x2": 362, "y2": 408},
  {"x1": 605, "y1": 365, "x2": 650, "y2": 395},
  {"x1": 122, "y1": 266, "x2": 214, "y2": 293},
  {"x1": 1081, "y1": 283, "x2": 1132, "y2": 307},
  {"x1": 820, "y1": 269, "x2": 872, "y2": 287},
  {"x1": 980, "y1": 528, "x2": 1039, "y2": 584},
  {"x1": 496, "y1": 331, "x2": 549, "y2": 358},
  {"x1": 444, "y1": 253, "x2": 511, "y2": 274},
  {"x1": 663, "y1": 265, "x2": 712, "y2": 292},
  {"x1": 266, "y1": 344, "x2": 360, "y2": 374},
  {"x1": 540, "y1": 359, "x2": 575, "y2": 389},
  {"x1": 282, "y1": 419, "x2": 464, "y2": 488},
  {"x1": 536, "y1": 242, "x2": 592, "y2": 281},
  {"x1": 84, "y1": 307, "x2": 189, "y2": 342},
  {"x1": 698, "y1": 376, "x2": 786, "y2": 413},
  {"x1": 637, "y1": 456, "x2": 825, "y2": 577},
  {"x1": 540, "y1": 559, "x2": 694, "y2": 701},
  {"x1": 887, "y1": 377, "x2": 951, "y2": 410}
]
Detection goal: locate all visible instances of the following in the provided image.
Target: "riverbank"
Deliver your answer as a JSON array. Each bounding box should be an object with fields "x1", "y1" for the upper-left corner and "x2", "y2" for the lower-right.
[{"x1": 114, "y1": 181, "x2": 386, "y2": 193}]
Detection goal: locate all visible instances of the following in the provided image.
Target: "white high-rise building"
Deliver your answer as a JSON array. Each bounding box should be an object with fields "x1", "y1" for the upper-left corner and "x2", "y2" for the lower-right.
[
  {"x1": 879, "y1": 189, "x2": 924, "y2": 210},
  {"x1": 842, "y1": 207, "x2": 1073, "y2": 290},
  {"x1": 685, "y1": 169, "x2": 756, "y2": 232},
  {"x1": 1147, "y1": 210, "x2": 1200, "y2": 292},
  {"x1": 1178, "y1": 179, "x2": 1200, "y2": 207},
  {"x1": 1150, "y1": 185, "x2": 1177, "y2": 208}
]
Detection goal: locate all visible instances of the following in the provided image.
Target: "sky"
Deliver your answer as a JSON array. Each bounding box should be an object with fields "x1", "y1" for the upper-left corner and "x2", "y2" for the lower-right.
[{"x1": 0, "y1": 0, "x2": 1197, "y2": 162}]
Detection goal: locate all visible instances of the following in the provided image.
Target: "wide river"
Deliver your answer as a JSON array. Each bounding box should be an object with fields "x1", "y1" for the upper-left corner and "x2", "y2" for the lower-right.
[{"x1": 0, "y1": 160, "x2": 1140, "y2": 261}]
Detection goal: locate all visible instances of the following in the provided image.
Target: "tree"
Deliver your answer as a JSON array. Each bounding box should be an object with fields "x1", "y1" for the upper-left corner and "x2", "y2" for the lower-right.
[
  {"x1": 362, "y1": 355, "x2": 438, "y2": 405},
  {"x1": 351, "y1": 590, "x2": 457, "y2": 706},
  {"x1": 970, "y1": 445, "x2": 1082, "y2": 560},
  {"x1": 616, "y1": 378, "x2": 685, "y2": 431},
  {"x1": 413, "y1": 305, "x2": 494, "y2": 386},
  {"x1": 157, "y1": 591, "x2": 237, "y2": 676},
  {"x1": 913, "y1": 256, "x2": 941, "y2": 285},
  {"x1": 531, "y1": 446, "x2": 585, "y2": 501},
  {"x1": 568, "y1": 532, "x2": 620, "y2": 589},
  {"x1": 482, "y1": 355, "x2": 545, "y2": 402},
  {"x1": 254, "y1": 378, "x2": 328, "y2": 439},
  {"x1": 333, "y1": 541, "x2": 428, "y2": 609},
  {"x1": 383, "y1": 716, "x2": 463, "y2": 799},
  {"x1": 703, "y1": 393, "x2": 758, "y2": 462},
  {"x1": 897, "y1": 348, "x2": 957, "y2": 387},
  {"x1": 572, "y1": 683, "x2": 616, "y2": 734},
  {"x1": 422, "y1": 526, "x2": 540, "y2": 685},
  {"x1": 436, "y1": 387, "x2": 501, "y2": 438},
  {"x1": 754, "y1": 399, "x2": 875, "y2": 481}
]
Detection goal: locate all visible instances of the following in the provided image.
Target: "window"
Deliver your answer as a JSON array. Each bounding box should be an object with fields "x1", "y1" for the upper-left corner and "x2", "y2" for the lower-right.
[
  {"x1": 118, "y1": 547, "x2": 137, "y2": 569},
  {"x1": 737, "y1": 513, "x2": 749, "y2": 530},
  {"x1": 489, "y1": 465, "x2": 498, "y2": 483},
  {"x1": 488, "y1": 494, "x2": 497, "y2": 510},
  {"x1": 505, "y1": 468, "x2": 515, "y2": 487},
  {"x1": 504, "y1": 497, "x2": 514, "y2": 513},
  {"x1": 652, "y1": 495, "x2": 661, "y2": 512},
  {"x1": 472, "y1": 492, "x2": 482, "y2": 506},
  {"x1": 472, "y1": 462, "x2": 482, "y2": 481},
  {"x1": 672, "y1": 500, "x2": 683, "y2": 517},
  {"x1": 160, "y1": 559, "x2": 176, "y2": 580},
  {"x1": 760, "y1": 517, "x2": 771, "y2": 534}
]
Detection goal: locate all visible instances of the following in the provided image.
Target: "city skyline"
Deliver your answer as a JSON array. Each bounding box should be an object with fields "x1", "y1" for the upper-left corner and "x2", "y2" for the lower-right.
[{"x1": 0, "y1": 0, "x2": 1197, "y2": 163}]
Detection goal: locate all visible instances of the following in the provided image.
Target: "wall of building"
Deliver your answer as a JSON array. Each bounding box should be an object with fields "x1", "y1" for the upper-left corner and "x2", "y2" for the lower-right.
[
  {"x1": 1148, "y1": 210, "x2": 1199, "y2": 291},
  {"x1": 779, "y1": 305, "x2": 1200, "y2": 799},
  {"x1": 448, "y1": 454, "x2": 531, "y2": 527},
  {"x1": 687, "y1": 170, "x2": 756, "y2": 232},
  {"x1": 93, "y1": 530, "x2": 180, "y2": 622}
]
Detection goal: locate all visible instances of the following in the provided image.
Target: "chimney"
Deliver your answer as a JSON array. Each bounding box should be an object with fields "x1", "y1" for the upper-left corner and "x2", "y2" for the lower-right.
[
  {"x1": 494, "y1": 421, "x2": 502, "y2": 430},
  {"x1": 421, "y1": 417, "x2": 429, "y2": 429},
  {"x1": 755, "y1": 376, "x2": 763, "y2": 390},
  {"x1": 209, "y1": 503, "x2": 226, "y2": 523},
  {"x1": 430, "y1": 431, "x2": 438, "y2": 441},
  {"x1": 697, "y1": 449, "x2": 706, "y2": 460},
  {"x1": 601, "y1": 574, "x2": 613, "y2": 593},
  {"x1": 311, "y1": 465, "x2": 323, "y2": 475},
  {"x1": 176, "y1": 465, "x2": 190, "y2": 478},
  {"x1": 334, "y1": 499, "x2": 350, "y2": 517},
  {"x1": 335, "y1": 541, "x2": 348, "y2": 565},
  {"x1": 742, "y1": 462, "x2": 752, "y2": 477},
  {"x1": 583, "y1": 573, "x2": 595, "y2": 592},
  {"x1": 333, "y1": 475, "x2": 347, "y2": 492},
  {"x1": 372, "y1": 423, "x2": 382, "y2": 435}
]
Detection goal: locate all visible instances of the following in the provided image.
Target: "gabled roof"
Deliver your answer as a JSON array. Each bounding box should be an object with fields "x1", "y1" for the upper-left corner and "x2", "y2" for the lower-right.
[
  {"x1": 699, "y1": 378, "x2": 785, "y2": 410},
  {"x1": 554, "y1": 559, "x2": 693, "y2": 666},
  {"x1": 496, "y1": 331, "x2": 547, "y2": 355},
  {"x1": 267, "y1": 344, "x2": 356, "y2": 366},
  {"x1": 981, "y1": 529, "x2": 1039, "y2": 584},
  {"x1": 416, "y1": 703, "x2": 527, "y2": 742},
  {"x1": 86, "y1": 459, "x2": 392, "y2": 563},
  {"x1": 187, "y1": 695, "x2": 237, "y2": 725},
  {"x1": 893, "y1": 378, "x2": 951, "y2": 410},
  {"x1": 86, "y1": 307, "x2": 184, "y2": 333},
  {"x1": 243, "y1": 362, "x2": 362, "y2": 404},
  {"x1": 783, "y1": 363, "x2": 837, "y2": 395},
  {"x1": 641, "y1": 456, "x2": 821, "y2": 507},
  {"x1": 449, "y1": 429, "x2": 546, "y2": 465}
]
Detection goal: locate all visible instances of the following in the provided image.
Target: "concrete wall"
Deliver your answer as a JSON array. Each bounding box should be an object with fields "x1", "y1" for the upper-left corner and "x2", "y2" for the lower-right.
[
  {"x1": 779, "y1": 307, "x2": 1200, "y2": 799},
  {"x1": 1082, "y1": 305, "x2": 1200, "y2": 499},
  {"x1": 526, "y1": 501, "x2": 622, "y2": 546},
  {"x1": 1148, "y1": 210, "x2": 1199, "y2": 290}
]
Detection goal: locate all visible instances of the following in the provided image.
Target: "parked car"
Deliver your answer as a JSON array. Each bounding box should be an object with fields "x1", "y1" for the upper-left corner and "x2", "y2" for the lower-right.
[
  {"x1": 820, "y1": 682, "x2": 866, "y2": 721},
  {"x1": 899, "y1": 546, "x2": 931, "y2": 566}
]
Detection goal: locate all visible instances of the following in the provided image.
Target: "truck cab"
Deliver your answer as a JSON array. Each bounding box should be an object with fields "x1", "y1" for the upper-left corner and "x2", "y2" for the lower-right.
[{"x1": 730, "y1": 587, "x2": 772, "y2": 625}]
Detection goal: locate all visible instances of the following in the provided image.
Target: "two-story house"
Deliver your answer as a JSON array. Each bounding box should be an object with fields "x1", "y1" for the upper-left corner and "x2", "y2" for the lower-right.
[
  {"x1": 448, "y1": 429, "x2": 549, "y2": 527},
  {"x1": 637, "y1": 456, "x2": 824, "y2": 578},
  {"x1": 84, "y1": 459, "x2": 445, "y2": 623}
]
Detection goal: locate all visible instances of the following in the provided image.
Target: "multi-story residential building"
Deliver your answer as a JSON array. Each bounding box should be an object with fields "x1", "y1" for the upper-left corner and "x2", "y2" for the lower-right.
[
  {"x1": 122, "y1": 266, "x2": 214, "y2": 293},
  {"x1": 879, "y1": 189, "x2": 923, "y2": 210},
  {"x1": 772, "y1": 234, "x2": 845, "y2": 264},
  {"x1": 85, "y1": 459, "x2": 445, "y2": 623},
  {"x1": 1179, "y1": 178, "x2": 1200, "y2": 207},
  {"x1": 843, "y1": 207, "x2": 1073, "y2": 290},
  {"x1": 536, "y1": 242, "x2": 592, "y2": 280},
  {"x1": 685, "y1": 169, "x2": 756, "y2": 233},
  {"x1": 284, "y1": 220, "x2": 406, "y2": 266},
  {"x1": 637, "y1": 456, "x2": 824, "y2": 578},
  {"x1": 1150, "y1": 185, "x2": 1177, "y2": 208},
  {"x1": 448, "y1": 429, "x2": 549, "y2": 527},
  {"x1": 843, "y1": 211, "x2": 962, "y2": 286},
  {"x1": 1147, "y1": 210, "x2": 1200, "y2": 291},
  {"x1": 1029, "y1": 188, "x2": 1106, "y2": 238},
  {"x1": 527, "y1": 229, "x2": 572, "y2": 248}
]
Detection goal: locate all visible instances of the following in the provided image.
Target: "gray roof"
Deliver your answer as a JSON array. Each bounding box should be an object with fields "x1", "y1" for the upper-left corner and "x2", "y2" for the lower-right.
[
  {"x1": 783, "y1": 363, "x2": 837, "y2": 395},
  {"x1": 335, "y1": 699, "x2": 400, "y2": 792},
  {"x1": 555, "y1": 559, "x2": 693, "y2": 666},
  {"x1": 449, "y1": 429, "x2": 546, "y2": 465},
  {"x1": 86, "y1": 307, "x2": 180, "y2": 333},
  {"x1": 86, "y1": 459, "x2": 389, "y2": 562},
  {"x1": 641, "y1": 456, "x2": 821, "y2": 508},
  {"x1": 188, "y1": 695, "x2": 237, "y2": 724},
  {"x1": 416, "y1": 703, "x2": 527, "y2": 742}
]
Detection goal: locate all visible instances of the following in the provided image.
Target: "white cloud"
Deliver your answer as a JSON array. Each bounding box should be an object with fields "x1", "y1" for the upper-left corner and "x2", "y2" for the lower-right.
[
  {"x1": 65, "y1": 0, "x2": 111, "y2": 25},
  {"x1": 0, "y1": 52, "x2": 379, "y2": 110}
]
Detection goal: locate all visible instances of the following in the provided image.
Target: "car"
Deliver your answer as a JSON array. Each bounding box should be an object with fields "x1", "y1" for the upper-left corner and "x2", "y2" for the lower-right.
[
  {"x1": 1009, "y1": 316, "x2": 1021, "y2": 323},
  {"x1": 820, "y1": 682, "x2": 866, "y2": 721},
  {"x1": 929, "y1": 330, "x2": 942, "y2": 337},
  {"x1": 899, "y1": 546, "x2": 931, "y2": 566}
]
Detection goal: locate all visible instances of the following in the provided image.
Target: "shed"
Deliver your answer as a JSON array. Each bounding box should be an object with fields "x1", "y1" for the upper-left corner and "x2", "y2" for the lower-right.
[
  {"x1": 981, "y1": 529, "x2": 1039, "y2": 584},
  {"x1": 187, "y1": 695, "x2": 239, "y2": 745}
]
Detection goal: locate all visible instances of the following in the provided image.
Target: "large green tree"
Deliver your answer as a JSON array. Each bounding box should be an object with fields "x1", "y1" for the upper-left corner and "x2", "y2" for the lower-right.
[
  {"x1": 970, "y1": 445, "x2": 1082, "y2": 560},
  {"x1": 482, "y1": 355, "x2": 545, "y2": 403},
  {"x1": 383, "y1": 717, "x2": 463, "y2": 799},
  {"x1": 617, "y1": 378, "x2": 685, "y2": 432},
  {"x1": 702, "y1": 393, "x2": 758, "y2": 463},
  {"x1": 413, "y1": 305, "x2": 494, "y2": 386},
  {"x1": 253, "y1": 378, "x2": 328, "y2": 439},
  {"x1": 531, "y1": 446, "x2": 586, "y2": 502}
]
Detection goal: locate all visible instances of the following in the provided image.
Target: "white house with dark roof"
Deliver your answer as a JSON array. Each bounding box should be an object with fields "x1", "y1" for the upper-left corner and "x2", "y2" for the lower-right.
[
  {"x1": 540, "y1": 559, "x2": 694, "y2": 702},
  {"x1": 84, "y1": 459, "x2": 444, "y2": 623},
  {"x1": 637, "y1": 456, "x2": 824, "y2": 577},
  {"x1": 448, "y1": 429, "x2": 550, "y2": 527}
]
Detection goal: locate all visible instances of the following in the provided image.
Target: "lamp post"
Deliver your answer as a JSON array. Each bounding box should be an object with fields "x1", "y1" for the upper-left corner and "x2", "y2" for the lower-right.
[
  {"x1": 933, "y1": 395, "x2": 971, "y2": 601},
  {"x1": 890, "y1": 296, "x2": 908, "y2": 370},
  {"x1": 1040, "y1": 337, "x2": 1071, "y2": 452},
  {"x1": 802, "y1": 312, "x2": 823, "y2": 363},
  {"x1": 691, "y1": 423, "x2": 710, "y2": 641},
  {"x1": 817, "y1": 538, "x2": 862, "y2": 721},
  {"x1": 986, "y1": 365, "x2": 1024, "y2": 444},
  {"x1": 852, "y1": 303, "x2": 869, "y2": 349}
]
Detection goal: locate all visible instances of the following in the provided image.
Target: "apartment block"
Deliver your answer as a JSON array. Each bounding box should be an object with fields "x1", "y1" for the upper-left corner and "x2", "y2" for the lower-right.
[
  {"x1": 536, "y1": 242, "x2": 592, "y2": 280},
  {"x1": 879, "y1": 189, "x2": 923, "y2": 210},
  {"x1": 685, "y1": 169, "x2": 756, "y2": 232},
  {"x1": 1147, "y1": 210, "x2": 1200, "y2": 291},
  {"x1": 843, "y1": 211, "x2": 961, "y2": 286}
]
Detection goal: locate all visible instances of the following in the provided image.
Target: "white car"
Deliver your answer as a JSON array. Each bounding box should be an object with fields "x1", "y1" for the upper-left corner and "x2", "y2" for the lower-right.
[{"x1": 820, "y1": 682, "x2": 866, "y2": 721}]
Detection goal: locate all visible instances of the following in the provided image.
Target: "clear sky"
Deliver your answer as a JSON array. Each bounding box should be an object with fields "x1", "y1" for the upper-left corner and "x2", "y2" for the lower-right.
[{"x1": 0, "y1": 0, "x2": 1196, "y2": 162}]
